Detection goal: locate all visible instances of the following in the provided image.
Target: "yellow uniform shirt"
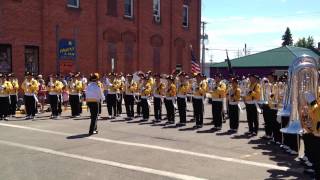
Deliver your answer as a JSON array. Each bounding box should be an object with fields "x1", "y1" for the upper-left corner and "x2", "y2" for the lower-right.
[
  {"x1": 244, "y1": 82, "x2": 261, "y2": 102},
  {"x1": 211, "y1": 81, "x2": 227, "y2": 99},
  {"x1": 22, "y1": 79, "x2": 39, "y2": 95},
  {"x1": 0, "y1": 81, "x2": 13, "y2": 96},
  {"x1": 228, "y1": 86, "x2": 241, "y2": 103},
  {"x1": 10, "y1": 80, "x2": 19, "y2": 95}
]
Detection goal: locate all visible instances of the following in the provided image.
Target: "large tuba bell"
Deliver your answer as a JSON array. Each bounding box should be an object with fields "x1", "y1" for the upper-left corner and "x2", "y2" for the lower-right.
[{"x1": 280, "y1": 55, "x2": 318, "y2": 134}]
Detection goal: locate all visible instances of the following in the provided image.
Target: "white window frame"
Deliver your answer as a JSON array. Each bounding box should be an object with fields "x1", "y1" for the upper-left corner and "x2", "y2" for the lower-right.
[
  {"x1": 153, "y1": 0, "x2": 161, "y2": 21},
  {"x1": 182, "y1": 4, "x2": 189, "y2": 27},
  {"x1": 67, "y1": 0, "x2": 80, "y2": 8},
  {"x1": 124, "y1": 0, "x2": 134, "y2": 18}
]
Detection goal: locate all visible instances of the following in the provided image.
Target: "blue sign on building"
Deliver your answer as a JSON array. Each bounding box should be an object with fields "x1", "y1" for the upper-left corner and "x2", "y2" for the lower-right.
[{"x1": 58, "y1": 39, "x2": 76, "y2": 60}]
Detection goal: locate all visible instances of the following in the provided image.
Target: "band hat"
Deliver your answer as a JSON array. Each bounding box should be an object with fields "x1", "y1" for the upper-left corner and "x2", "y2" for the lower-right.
[
  {"x1": 25, "y1": 72, "x2": 33, "y2": 76},
  {"x1": 178, "y1": 72, "x2": 187, "y2": 77},
  {"x1": 166, "y1": 75, "x2": 175, "y2": 81},
  {"x1": 0, "y1": 73, "x2": 3, "y2": 78},
  {"x1": 153, "y1": 73, "x2": 161, "y2": 78},
  {"x1": 90, "y1": 73, "x2": 100, "y2": 81},
  {"x1": 126, "y1": 73, "x2": 133, "y2": 77},
  {"x1": 214, "y1": 73, "x2": 223, "y2": 78},
  {"x1": 248, "y1": 74, "x2": 259, "y2": 79}
]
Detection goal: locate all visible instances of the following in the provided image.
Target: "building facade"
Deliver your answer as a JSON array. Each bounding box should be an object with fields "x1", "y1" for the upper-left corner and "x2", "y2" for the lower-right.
[{"x1": 0, "y1": 0, "x2": 201, "y2": 79}]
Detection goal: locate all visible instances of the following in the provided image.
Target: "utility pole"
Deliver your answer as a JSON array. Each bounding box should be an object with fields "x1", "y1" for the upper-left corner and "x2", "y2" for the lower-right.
[
  {"x1": 244, "y1": 43, "x2": 247, "y2": 56},
  {"x1": 201, "y1": 21, "x2": 208, "y2": 74}
]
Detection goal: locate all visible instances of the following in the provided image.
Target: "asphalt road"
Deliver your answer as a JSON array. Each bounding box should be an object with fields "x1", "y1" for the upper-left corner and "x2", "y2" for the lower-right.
[{"x1": 0, "y1": 102, "x2": 310, "y2": 180}]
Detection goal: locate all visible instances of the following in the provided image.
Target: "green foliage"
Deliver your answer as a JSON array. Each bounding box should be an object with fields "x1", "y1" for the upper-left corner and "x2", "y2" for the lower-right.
[{"x1": 281, "y1": 27, "x2": 293, "y2": 46}]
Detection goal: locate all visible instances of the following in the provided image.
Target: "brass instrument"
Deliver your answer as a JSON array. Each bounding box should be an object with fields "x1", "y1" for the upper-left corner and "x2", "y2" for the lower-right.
[{"x1": 281, "y1": 55, "x2": 318, "y2": 135}]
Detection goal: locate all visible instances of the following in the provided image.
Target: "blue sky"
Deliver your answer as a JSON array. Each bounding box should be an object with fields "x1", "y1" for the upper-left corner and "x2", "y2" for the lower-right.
[{"x1": 202, "y1": 0, "x2": 320, "y2": 62}]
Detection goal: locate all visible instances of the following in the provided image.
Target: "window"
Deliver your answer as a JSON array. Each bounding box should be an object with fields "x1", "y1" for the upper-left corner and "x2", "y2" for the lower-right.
[
  {"x1": 67, "y1": 0, "x2": 80, "y2": 8},
  {"x1": 153, "y1": 0, "x2": 161, "y2": 23},
  {"x1": 107, "y1": 0, "x2": 117, "y2": 16},
  {"x1": 124, "y1": 0, "x2": 133, "y2": 18},
  {"x1": 182, "y1": 5, "x2": 189, "y2": 27},
  {"x1": 25, "y1": 46, "x2": 39, "y2": 75},
  {"x1": 0, "y1": 44, "x2": 12, "y2": 73}
]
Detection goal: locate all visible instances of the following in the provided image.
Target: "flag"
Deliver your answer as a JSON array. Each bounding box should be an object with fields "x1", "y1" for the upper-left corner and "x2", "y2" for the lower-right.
[
  {"x1": 191, "y1": 48, "x2": 200, "y2": 74},
  {"x1": 225, "y1": 49, "x2": 233, "y2": 75}
]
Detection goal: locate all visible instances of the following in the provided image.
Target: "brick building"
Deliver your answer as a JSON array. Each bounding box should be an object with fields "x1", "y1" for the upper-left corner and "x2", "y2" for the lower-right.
[{"x1": 0, "y1": 0, "x2": 201, "y2": 79}]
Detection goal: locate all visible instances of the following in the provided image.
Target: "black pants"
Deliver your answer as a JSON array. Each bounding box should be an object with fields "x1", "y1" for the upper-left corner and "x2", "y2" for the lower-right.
[
  {"x1": 9, "y1": 95, "x2": 17, "y2": 115},
  {"x1": 107, "y1": 94, "x2": 117, "y2": 117},
  {"x1": 192, "y1": 98, "x2": 203, "y2": 126},
  {"x1": 0, "y1": 97, "x2": 9, "y2": 118},
  {"x1": 165, "y1": 98, "x2": 175, "y2": 123},
  {"x1": 49, "y1": 95, "x2": 59, "y2": 117},
  {"x1": 141, "y1": 98, "x2": 149, "y2": 119},
  {"x1": 177, "y1": 97, "x2": 187, "y2": 124},
  {"x1": 153, "y1": 97, "x2": 162, "y2": 120},
  {"x1": 228, "y1": 104, "x2": 239, "y2": 130},
  {"x1": 270, "y1": 109, "x2": 281, "y2": 142},
  {"x1": 79, "y1": 93, "x2": 84, "y2": 114},
  {"x1": 57, "y1": 95, "x2": 62, "y2": 115},
  {"x1": 117, "y1": 93, "x2": 123, "y2": 115},
  {"x1": 245, "y1": 103, "x2": 259, "y2": 134},
  {"x1": 124, "y1": 95, "x2": 134, "y2": 118},
  {"x1": 136, "y1": 95, "x2": 141, "y2": 116},
  {"x1": 262, "y1": 105, "x2": 272, "y2": 137},
  {"x1": 87, "y1": 102, "x2": 98, "y2": 134},
  {"x1": 282, "y1": 116, "x2": 299, "y2": 152},
  {"x1": 306, "y1": 135, "x2": 320, "y2": 179},
  {"x1": 24, "y1": 95, "x2": 36, "y2": 117},
  {"x1": 212, "y1": 101, "x2": 223, "y2": 128},
  {"x1": 69, "y1": 95, "x2": 80, "y2": 116}
]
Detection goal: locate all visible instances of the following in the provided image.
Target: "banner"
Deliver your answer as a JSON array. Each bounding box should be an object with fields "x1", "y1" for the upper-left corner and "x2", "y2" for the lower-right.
[{"x1": 58, "y1": 39, "x2": 76, "y2": 60}]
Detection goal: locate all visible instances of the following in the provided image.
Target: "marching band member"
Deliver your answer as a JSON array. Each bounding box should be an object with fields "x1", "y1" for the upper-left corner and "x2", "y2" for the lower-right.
[
  {"x1": 141, "y1": 76, "x2": 152, "y2": 121},
  {"x1": 164, "y1": 75, "x2": 176, "y2": 124},
  {"x1": 48, "y1": 74, "x2": 64, "y2": 119},
  {"x1": 124, "y1": 74, "x2": 137, "y2": 120},
  {"x1": 267, "y1": 74, "x2": 281, "y2": 144},
  {"x1": 8, "y1": 73, "x2": 19, "y2": 117},
  {"x1": 244, "y1": 74, "x2": 261, "y2": 136},
  {"x1": 0, "y1": 74, "x2": 12, "y2": 120},
  {"x1": 192, "y1": 73, "x2": 207, "y2": 128},
  {"x1": 85, "y1": 73, "x2": 104, "y2": 135},
  {"x1": 106, "y1": 72, "x2": 119, "y2": 119},
  {"x1": 153, "y1": 73, "x2": 165, "y2": 123},
  {"x1": 227, "y1": 77, "x2": 241, "y2": 132},
  {"x1": 176, "y1": 72, "x2": 190, "y2": 126},
  {"x1": 21, "y1": 72, "x2": 39, "y2": 120},
  {"x1": 210, "y1": 74, "x2": 227, "y2": 130},
  {"x1": 68, "y1": 73, "x2": 83, "y2": 117},
  {"x1": 303, "y1": 92, "x2": 320, "y2": 179},
  {"x1": 135, "y1": 72, "x2": 144, "y2": 118},
  {"x1": 260, "y1": 76, "x2": 272, "y2": 140},
  {"x1": 116, "y1": 73, "x2": 125, "y2": 116}
]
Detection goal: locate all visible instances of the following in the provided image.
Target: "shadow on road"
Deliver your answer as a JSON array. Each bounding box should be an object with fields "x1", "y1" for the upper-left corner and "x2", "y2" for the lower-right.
[{"x1": 66, "y1": 133, "x2": 91, "y2": 139}]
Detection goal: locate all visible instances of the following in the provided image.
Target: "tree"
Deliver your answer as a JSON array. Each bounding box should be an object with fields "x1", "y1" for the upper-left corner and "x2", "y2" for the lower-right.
[
  {"x1": 295, "y1": 36, "x2": 315, "y2": 49},
  {"x1": 281, "y1": 27, "x2": 293, "y2": 46}
]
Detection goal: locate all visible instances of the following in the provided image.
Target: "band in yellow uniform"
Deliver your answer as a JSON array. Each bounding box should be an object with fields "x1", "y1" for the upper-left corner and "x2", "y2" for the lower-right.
[
  {"x1": 227, "y1": 77, "x2": 241, "y2": 132},
  {"x1": 106, "y1": 72, "x2": 120, "y2": 119},
  {"x1": 135, "y1": 72, "x2": 145, "y2": 117},
  {"x1": 8, "y1": 73, "x2": 19, "y2": 117},
  {"x1": 124, "y1": 74, "x2": 137, "y2": 120},
  {"x1": 67, "y1": 73, "x2": 83, "y2": 117},
  {"x1": 244, "y1": 74, "x2": 261, "y2": 136},
  {"x1": 176, "y1": 72, "x2": 190, "y2": 126},
  {"x1": 192, "y1": 73, "x2": 207, "y2": 128},
  {"x1": 140, "y1": 76, "x2": 152, "y2": 121},
  {"x1": 0, "y1": 74, "x2": 12, "y2": 120},
  {"x1": 21, "y1": 72, "x2": 39, "y2": 120},
  {"x1": 47, "y1": 74, "x2": 64, "y2": 119},
  {"x1": 210, "y1": 74, "x2": 226, "y2": 130},
  {"x1": 164, "y1": 75, "x2": 176, "y2": 124},
  {"x1": 152, "y1": 73, "x2": 165, "y2": 123}
]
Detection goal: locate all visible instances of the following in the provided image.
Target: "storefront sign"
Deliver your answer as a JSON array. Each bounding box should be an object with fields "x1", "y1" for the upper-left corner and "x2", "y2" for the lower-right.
[{"x1": 58, "y1": 39, "x2": 76, "y2": 60}]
